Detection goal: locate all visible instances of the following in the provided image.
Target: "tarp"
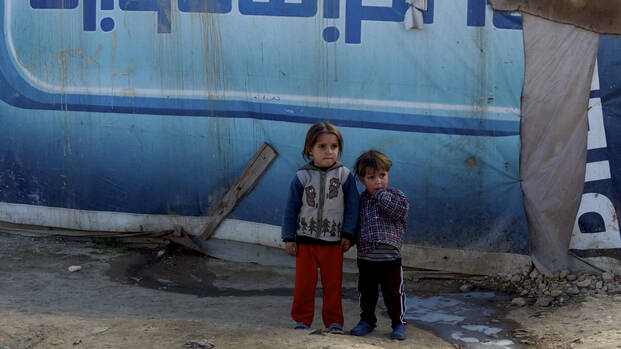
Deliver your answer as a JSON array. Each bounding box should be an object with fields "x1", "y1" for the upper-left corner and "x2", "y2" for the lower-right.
[
  {"x1": 569, "y1": 35, "x2": 621, "y2": 260},
  {"x1": 0, "y1": 1, "x2": 530, "y2": 255},
  {"x1": 520, "y1": 14, "x2": 597, "y2": 274},
  {"x1": 489, "y1": 0, "x2": 621, "y2": 35}
]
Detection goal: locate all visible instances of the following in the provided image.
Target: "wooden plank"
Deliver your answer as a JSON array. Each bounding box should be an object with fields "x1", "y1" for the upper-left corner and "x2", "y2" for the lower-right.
[
  {"x1": 401, "y1": 244, "x2": 532, "y2": 276},
  {"x1": 200, "y1": 142, "x2": 278, "y2": 240}
]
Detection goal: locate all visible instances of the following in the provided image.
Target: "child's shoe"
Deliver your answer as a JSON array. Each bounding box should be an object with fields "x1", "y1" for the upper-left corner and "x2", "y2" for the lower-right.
[
  {"x1": 294, "y1": 322, "x2": 310, "y2": 330},
  {"x1": 327, "y1": 323, "x2": 344, "y2": 334},
  {"x1": 391, "y1": 324, "x2": 407, "y2": 340},
  {"x1": 349, "y1": 320, "x2": 374, "y2": 336}
]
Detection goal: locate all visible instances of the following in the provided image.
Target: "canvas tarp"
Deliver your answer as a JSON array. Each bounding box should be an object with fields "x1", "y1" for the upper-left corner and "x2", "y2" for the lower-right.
[
  {"x1": 520, "y1": 13, "x2": 598, "y2": 274},
  {"x1": 489, "y1": 0, "x2": 621, "y2": 35}
]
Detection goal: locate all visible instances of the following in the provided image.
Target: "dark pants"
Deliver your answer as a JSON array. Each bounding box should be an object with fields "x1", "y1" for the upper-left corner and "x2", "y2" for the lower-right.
[{"x1": 357, "y1": 258, "x2": 406, "y2": 327}]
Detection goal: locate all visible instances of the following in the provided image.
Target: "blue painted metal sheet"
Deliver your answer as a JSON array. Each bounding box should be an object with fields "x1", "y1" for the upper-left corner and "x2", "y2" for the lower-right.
[
  {"x1": 571, "y1": 34, "x2": 621, "y2": 257},
  {"x1": 0, "y1": 0, "x2": 528, "y2": 253}
]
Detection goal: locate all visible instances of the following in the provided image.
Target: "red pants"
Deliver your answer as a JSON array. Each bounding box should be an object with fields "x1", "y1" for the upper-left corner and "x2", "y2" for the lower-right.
[{"x1": 291, "y1": 244, "x2": 344, "y2": 327}]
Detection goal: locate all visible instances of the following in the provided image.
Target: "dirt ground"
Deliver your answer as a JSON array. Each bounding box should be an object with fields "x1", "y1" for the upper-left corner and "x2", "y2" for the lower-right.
[{"x1": 1, "y1": 233, "x2": 621, "y2": 349}]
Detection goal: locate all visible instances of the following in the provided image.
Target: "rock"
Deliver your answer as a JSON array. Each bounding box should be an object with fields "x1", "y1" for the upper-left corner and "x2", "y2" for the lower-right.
[
  {"x1": 535, "y1": 296, "x2": 553, "y2": 307},
  {"x1": 68, "y1": 265, "x2": 82, "y2": 272},
  {"x1": 511, "y1": 274, "x2": 521, "y2": 283},
  {"x1": 602, "y1": 272, "x2": 614, "y2": 282},
  {"x1": 529, "y1": 269, "x2": 540, "y2": 280},
  {"x1": 511, "y1": 297, "x2": 527, "y2": 306},
  {"x1": 550, "y1": 289, "x2": 563, "y2": 297},
  {"x1": 613, "y1": 295, "x2": 621, "y2": 302},
  {"x1": 183, "y1": 340, "x2": 214, "y2": 349},
  {"x1": 567, "y1": 274, "x2": 577, "y2": 281},
  {"x1": 559, "y1": 270, "x2": 569, "y2": 279},
  {"x1": 460, "y1": 284, "x2": 473, "y2": 292},
  {"x1": 576, "y1": 279, "x2": 591, "y2": 288},
  {"x1": 91, "y1": 327, "x2": 108, "y2": 334},
  {"x1": 520, "y1": 289, "x2": 529, "y2": 296},
  {"x1": 596, "y1": 281, "x2": 603, "y2": 289},
  {"x1": 608, "y1": 287, "x2": 621, "y2": 295}
]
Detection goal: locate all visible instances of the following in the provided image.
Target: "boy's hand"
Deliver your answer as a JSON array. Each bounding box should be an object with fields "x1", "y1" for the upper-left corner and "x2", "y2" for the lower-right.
[
  {"x1": 341, "y1": 238, "x2": 352, "y2": 252},
  {"x1": 285, "y1": 242, "x2": 297, "y2": 256}
]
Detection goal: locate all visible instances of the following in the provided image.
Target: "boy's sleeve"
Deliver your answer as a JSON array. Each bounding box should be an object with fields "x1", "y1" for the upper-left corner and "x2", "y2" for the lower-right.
[
  {"x1": 281, "y1": 176, "x2": 304, "y2": 242},
  {"x1": 374, "y1": 188, "x2": 409, "y2": 222},
  {"x1": 341, "y1": 172, "x2": 360, "y2": 242}
]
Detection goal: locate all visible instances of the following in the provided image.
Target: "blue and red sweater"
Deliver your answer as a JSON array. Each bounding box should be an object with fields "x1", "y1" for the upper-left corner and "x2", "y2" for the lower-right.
[{"x1": 356, "y1": 188, "x2": 409, "y2": 255}]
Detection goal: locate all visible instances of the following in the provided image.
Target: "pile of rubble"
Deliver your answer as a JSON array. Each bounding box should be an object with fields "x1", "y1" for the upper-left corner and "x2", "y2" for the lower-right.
[{"x1": 462, "y1": 267, "x2": 621, "y2": 307}]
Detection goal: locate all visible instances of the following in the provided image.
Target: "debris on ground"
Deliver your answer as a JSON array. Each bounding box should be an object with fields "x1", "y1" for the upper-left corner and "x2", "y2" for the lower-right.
[
  {"x1": 464, "y1": 264, "x2": 621, "y2": 307},
  {"x1": 183, "y1": 339, "x2": 215, "y2": 348}
]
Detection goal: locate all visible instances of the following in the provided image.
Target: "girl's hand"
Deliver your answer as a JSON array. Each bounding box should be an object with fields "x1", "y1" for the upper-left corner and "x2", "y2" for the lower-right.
[
  {"x1": 341, "y1": 238, "x2": 352, "y2": 252},
  {"x1": 285, "y1": 242, "x2": 297, "y2": 256}
]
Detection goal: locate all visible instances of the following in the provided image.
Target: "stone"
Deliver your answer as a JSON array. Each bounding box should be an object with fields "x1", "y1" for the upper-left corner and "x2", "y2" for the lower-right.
[
  {"x1": 596, "y1": 281, "x2": 603, "y2": 289},
  {"x1": 550, "y1": 289, "x2": 563, "y2": 297},
  {"x1": 183, "y1": 340, "x2": 215, "y2": 349},
  {"x1": 567, "y1": 274, "x2": 577, "y2": 281},
  {"x1": 460, "y1": 284, "x2": 473, "y2": 292},
  {"x1": 91, "y1": 327, "x2": 108, "y2": 334},
  {"x1": 566, "y1": 287, "x2": 580, "y2": 295},
  {"x1": 68, "y1": 265, "x2": 82, "y2": 272},
  {"x1": 576, "y1": 279, "x2": 591, "y2": 288},
  {"x1": 602, "y1": 272, "x2": 614, "y2": 282},
  {"x1": 535, "y1": 296, "x2": 553, "y2": 307},
  {"x1": 529, "y1": 269, "x2": 540, "y2": 280},
  {"x1": 559, "y1": 270, "x2": 569, "y2": 279},
  {"x1": 511, "y1": 297, "x2": 527, "y2": 306},
  {"x1": 511, "y1": 274, "x2": 521, "y2": 283}
]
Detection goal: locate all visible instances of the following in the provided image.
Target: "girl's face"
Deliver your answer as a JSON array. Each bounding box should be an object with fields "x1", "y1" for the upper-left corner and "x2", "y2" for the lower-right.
[
  {"x1": 309, "y1": 133, "x2": 339, "y2": 168},
  {"x1": 360, "y1": 169, "x2": 389, "y2": 195}
]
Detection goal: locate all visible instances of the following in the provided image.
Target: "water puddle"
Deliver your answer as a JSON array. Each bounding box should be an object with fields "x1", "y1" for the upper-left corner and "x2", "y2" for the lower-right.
[
  {"x1": 405, "y1": 292, "x2": 522, "y2": 348},
  {"x1": 108, "y1": 249, "x2": 523, "y2": 347}
]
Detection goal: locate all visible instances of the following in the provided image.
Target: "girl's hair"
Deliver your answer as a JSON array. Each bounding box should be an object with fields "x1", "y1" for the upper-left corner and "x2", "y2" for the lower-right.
[
  {"x1": 354, "y1": 150, "x2": 392, "y2": 178},
  {"x1": 302, "y1": 122, "x2": 344, "y2": 160}
]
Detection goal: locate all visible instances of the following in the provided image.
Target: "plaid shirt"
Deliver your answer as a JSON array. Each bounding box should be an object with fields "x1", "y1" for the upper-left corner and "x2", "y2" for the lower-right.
[{"x1": 356, "y1": 188, "x2": 409, "y2": 256}]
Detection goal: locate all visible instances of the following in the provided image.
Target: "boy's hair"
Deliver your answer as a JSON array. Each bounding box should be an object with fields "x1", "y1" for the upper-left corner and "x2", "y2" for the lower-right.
[
  {"x1": 354, "y1": 150, "x2": 392, "y2": 178},
  {"x1": 302, "y1": 122, "x2": 344, "y2": 160}
]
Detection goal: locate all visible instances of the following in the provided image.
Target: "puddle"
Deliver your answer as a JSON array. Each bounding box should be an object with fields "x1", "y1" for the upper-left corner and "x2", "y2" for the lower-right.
[
  {"x1": 405, "y1": 292, "x2": 523, "y2": 348},
  {"x1": 108, "y1": 248, "x2": 523, "y2": 348},
  {"x1": 107, "y1": 249, "x2": 360, "y2": 299}
]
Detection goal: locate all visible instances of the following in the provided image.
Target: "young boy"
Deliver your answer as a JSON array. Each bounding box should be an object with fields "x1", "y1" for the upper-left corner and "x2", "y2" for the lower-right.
[{"x1": 349, "y1": 150, "x2": 409, "y2": 340}]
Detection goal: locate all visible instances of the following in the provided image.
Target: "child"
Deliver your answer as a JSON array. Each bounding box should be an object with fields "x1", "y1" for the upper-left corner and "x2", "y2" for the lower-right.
[
  {"x1": 281, "y1": 121, "x2": 359, "y2": 334},
  {"x1": 349, "y1": 150, "x2": 409, "y2": 340}
]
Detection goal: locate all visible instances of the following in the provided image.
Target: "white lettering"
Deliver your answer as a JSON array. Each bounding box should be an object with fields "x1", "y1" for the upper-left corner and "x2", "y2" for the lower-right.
[
  {"x1": 585, "y1": 160, "x2": 611, "y2": 182},
  {"x1": 587, "y1": 98, "x2": 607, "y2": 150},
  {"x1": 570, "y1": 193, "x2": 621, "y2": 250}
]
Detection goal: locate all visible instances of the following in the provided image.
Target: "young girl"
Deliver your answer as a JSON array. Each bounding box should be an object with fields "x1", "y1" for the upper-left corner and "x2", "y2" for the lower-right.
[{"x1": 281, "y1": 121, "x2": 359, "y2": 334}]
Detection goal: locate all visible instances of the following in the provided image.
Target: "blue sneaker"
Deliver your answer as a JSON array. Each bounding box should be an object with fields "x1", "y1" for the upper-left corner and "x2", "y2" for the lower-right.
[
  {"x1": 349, "y1": 320, "x2": 374, "y2": 336},
  {"x1": 294, "y1": 322, "x2": 310, "y2": 330},
  {"x1": 327, "y1": 323, "x2": 344, "y2": 334},
  {"x1": 391, "y1": 324, "x2": 406, "y2": 340}
]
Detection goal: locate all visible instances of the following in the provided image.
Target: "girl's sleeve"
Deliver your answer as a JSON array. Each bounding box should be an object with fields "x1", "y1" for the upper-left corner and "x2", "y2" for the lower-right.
[
  {"x1": 341, "y1": 172, "x2": 360, "y2": 241},
  {"x1": 281, "y1": 176, "x2": 304, "y2": 242},
  {"x1": 374, "y1": 188, "x2": 409, "y2": 222}
]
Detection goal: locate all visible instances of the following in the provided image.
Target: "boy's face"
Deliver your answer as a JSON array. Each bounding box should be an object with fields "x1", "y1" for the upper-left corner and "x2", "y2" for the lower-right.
[
  {"x1": 309, "y1": 133, "x2": 339, "y2": 168},
  {"x1": 360, "y1": 169, "x2": 389, "y2": 195}
]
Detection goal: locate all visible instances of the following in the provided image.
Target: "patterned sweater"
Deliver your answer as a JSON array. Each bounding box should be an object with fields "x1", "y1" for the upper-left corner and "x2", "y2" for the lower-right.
[
  {"x1": 281, "y1": 162, "x2": 359, "y2": 244},
  {"x1": 356, "y1": 188, "x2": 409, "y2": 256}
]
